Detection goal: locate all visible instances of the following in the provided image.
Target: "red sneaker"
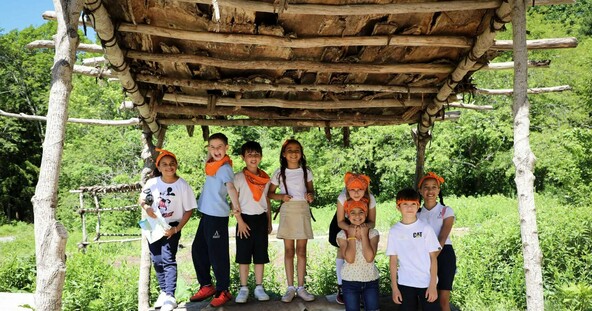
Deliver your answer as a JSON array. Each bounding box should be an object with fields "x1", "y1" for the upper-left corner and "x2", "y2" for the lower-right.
[
  {"x1": 210, "y1": 290, "x2": 232, "y2": 307},
  {"x1": 189, "y1": 284, "x2": 216, "y2": 302}
]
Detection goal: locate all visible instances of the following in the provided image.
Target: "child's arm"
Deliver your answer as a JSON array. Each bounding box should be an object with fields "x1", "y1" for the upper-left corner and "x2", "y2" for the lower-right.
[
  {"x1": 389, "y1": 255, "x2": 402, "y2": 304},
  {"x1": 305, "y1": 180, "x2": 315, "y2": 203},
  {"x1": 267, "y1": 183, "x2": 291, "y2": 202},
  {"x1": 341, "y1": 226, "x2": 358, "y2": 263},
  {"x1": 439, "y1": 216, "x2": 455, "y2": 247},
  {"x1": 266, "y1": 196, "x2": 272, "y2": 234},
  {"x1": 360, "y1": 227, "x2": 378, "y2": 262},
  {"x1": 336, "y1": 201, "x2": 350, "y2": 230},
  {"x1": 365, "y1": 207, "x2": 376, "y2": 229},
  {"x1": 426, "y1": 251, "x2": 439, "y2": 302},
  {"x1": 226, "y1": 182, "x2": 241, "y2": 214},
  {"x1": 164, "y1": 209, "x2": 192, "y2": 238}
]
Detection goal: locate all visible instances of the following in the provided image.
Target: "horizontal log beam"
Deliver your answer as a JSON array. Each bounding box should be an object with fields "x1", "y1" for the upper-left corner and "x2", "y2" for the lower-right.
[
  {"x1": 73, "y1": 65, "x2": 118, "y2": 79},
  {"x1": 492, "y1": 37, "x2": 578, "y2": 50},
  {"x1": 447, "y1": 102, "x2": 493, "y2": 110},
  {"x1": 475, "y1": 85, "x2": 572, "y2": 95},
  {"x1": 126, "y1": 50, "x2": 456, "y2": 74},
  {"x1": 0, "y1": 109, "x2": 140, "y2": 126},
  {"x1": 136, "y1": 73, "x2": 439, "y2": 94},
  {"x1": 480, "y1": 60, "x2": 550, "y2": 70},
  {"x1": 159, "y1": 93, "x2": 451, "y2": 109},
  {"x1": 26, "y1": 40, "x2": 103, "y2": 53}
]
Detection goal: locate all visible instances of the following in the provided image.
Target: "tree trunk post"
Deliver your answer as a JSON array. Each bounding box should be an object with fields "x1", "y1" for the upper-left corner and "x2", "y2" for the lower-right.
[
  {"x1": 31, "y1": 0, "x2": 82, "y2": 310},
  {"x1": 138, "y1": 126, "x2": 167, "y2": 311},
  {"x1": 414, "y1": 126, "x2": 431, "y2": 190},
  {"x1": 511, "y1": 1, "x2": 545, "y2": 310}
]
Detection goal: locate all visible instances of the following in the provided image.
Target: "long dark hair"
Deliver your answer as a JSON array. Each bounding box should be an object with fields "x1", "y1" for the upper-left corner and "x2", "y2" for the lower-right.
[{"x1": 279, "y1": 139, "x2": 309, "y2": 194}]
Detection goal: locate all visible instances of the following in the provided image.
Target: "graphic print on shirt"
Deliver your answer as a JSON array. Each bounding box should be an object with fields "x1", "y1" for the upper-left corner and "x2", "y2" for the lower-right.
[{"x1": 158, "y1": 186, "x2": 175, "y2": 218}]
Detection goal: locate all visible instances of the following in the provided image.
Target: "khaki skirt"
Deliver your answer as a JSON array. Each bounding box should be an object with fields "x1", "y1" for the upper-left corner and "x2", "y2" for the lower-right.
[{"x1": 277, "y1": 200, "x2": 314, "y2": 240}]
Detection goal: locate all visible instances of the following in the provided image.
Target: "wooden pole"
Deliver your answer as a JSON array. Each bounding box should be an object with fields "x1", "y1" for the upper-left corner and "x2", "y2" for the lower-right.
[
  {"x1": 413, "y1": 129, "x2": 430, "y2": 191},
  {"x1": 32, "y1": 1, "x2": 82, "y2": 310},
  {"x1": 511, "y1": 1, "x2": 544, "y2": 310}
]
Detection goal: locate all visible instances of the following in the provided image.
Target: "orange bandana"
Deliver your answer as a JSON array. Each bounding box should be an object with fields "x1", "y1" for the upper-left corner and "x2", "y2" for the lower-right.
[
  {"x1": 155, "y1": 148, "x2": 177, "y2": 167},
  {"x1": 243, "y1": 168, "x2": 270, "y2": 201},
  {"x1": 205, "y1": 155, "x2": 233, "y2": 176},
  {"x1": 397, "y1": 199, "x2": 420, "y2": 206},
  {"x1": 418, "y1": 172, "x2": 445, "y2": 188},
  {"x1": 344, "y1": 198, "x2": 369, "y2": 216},
  {"x1": 344, "y1": 172, "x2": 370, "y2": 190}
]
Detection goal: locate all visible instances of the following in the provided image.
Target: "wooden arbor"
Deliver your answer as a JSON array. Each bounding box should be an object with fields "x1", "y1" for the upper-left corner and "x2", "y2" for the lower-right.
[{"x1": 29, "y1": 0, "x2": 577, "y2": 310}]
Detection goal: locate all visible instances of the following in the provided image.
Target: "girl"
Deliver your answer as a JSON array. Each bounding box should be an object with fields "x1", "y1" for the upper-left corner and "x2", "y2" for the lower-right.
[
  {"x1": 328, "y1": 172, "x2": 376, "y2": 304},
  {"x1": 139, "y1": 149, "x2": 196, "y2": 311},
  {"x1": 336, "y1": 199, "x2": 380, "y2": 311},
  {"x1": 417, "y1": 172, "x2": 456, "y2": 311},
  {"x1": 267, "y1": 139, "x2": 315, "y2": 303}
]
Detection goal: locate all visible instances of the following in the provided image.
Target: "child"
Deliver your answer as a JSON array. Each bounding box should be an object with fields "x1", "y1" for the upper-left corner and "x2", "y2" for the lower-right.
[
  {"x1": 139, "y1": 149, "x2": 196, "y2": 311},
  {"x1": 417, "y1": 172, "x2": 456, "y2": 311},
  {"x1": 386, "y1": 188, "x2": 441, "y2": 311},
  {"x1": 267, "y1": 139, "x2": 316, "y2": 303},
  {"x1": 336, "y1": 199, "x2": 380, "y2": 311},
  {"x1": 233, "y1": 141, "x2": 272, "y2": 304},
  {"x1": 190, "y1": 133, "x2": 240, "y2": 307},
  {"x1": 328, "y1": 172, "x2": 377, "y2": 304}
]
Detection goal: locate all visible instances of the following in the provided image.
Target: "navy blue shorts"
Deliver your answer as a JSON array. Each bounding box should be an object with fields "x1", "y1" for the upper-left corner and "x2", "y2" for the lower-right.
[
  {"x1": 235, "y1": 213, "x2": 270, "y2": 264},
  {"x1": 437, "y1": 244, "x2": 457, "y2": 290}
]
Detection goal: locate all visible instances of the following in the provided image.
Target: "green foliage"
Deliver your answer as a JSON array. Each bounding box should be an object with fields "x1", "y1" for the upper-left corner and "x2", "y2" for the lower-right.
[
  {"x1": 551, "y1": 283, "x2": 592, "y2": 311},
  {"x1": 0, "y1": 255, "x2": 36, "y2": 292}
]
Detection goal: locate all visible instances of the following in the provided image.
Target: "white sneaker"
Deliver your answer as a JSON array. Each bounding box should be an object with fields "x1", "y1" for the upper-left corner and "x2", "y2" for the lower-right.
[
  {"x1": 297, "y1": 287, "x2": 315, "y2": 302},
  {"x1": 254, "y1": 286, "x2": 270, "y2": 301},
  {"x1": 281, "y1": 286, "x2": 296, "y2": 303},
  {"x1": 160, "y1": 295, "x2": 177, "y2": 311},
  {"x1": 235, "y1": 287, "x2": 249, "y2": 304},
  {"x1": 154, "y1": 291, "x2": 167, "y2": 309}
]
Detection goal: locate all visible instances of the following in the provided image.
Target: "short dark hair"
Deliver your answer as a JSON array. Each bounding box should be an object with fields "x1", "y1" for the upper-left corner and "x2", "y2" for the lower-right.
[
  {"x1": 240, "y1": 141, "x2": 262, "y2": 156},
  {"x1": 396, "y1": 188, "x2": 420, "y2": 202},
  {"x1": 208, "y1": 132, "x2": 228, "y2": 144}
]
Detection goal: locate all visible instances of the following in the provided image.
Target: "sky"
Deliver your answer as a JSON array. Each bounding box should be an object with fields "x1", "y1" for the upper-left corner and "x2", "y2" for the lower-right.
[{"x1": 0, "y1": 0, "x2": 54, "y2": 32}]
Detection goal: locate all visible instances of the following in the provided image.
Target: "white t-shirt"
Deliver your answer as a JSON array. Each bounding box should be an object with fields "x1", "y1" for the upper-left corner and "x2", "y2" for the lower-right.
[
  {"x1": 270, "y1": 167, "x2": 313, "y2": 201},
  {"x1": 337, "y1": 189, "x2": 377, "y2": 209},
  {"x1": 385, "y1": 219, "x2": 441, "y2": 288},
  {"x1": 417, "y1": 202, "x2": 455, "y2": 245},
  {"x1": 337, "y1": 228, "x2": 380, "y2": 282},
  {"x1": 140, "y1": 176, "x2": 197, "y2": 223},
  {"x1": 234, "y1": 171, "x2": 270, "y2": 215}
]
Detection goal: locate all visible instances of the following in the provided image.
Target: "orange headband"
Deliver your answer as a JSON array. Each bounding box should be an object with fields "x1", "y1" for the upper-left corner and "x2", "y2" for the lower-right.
[
  {"x1": 155, "y1": 148, "x2": 177, "y2": 167},
  {"x1": 344, "y1": 199, "x2": 368, "y2": 216},
  {"x1": 344, "y1": 172, "x2": 370, "y2": 190},
  {"x1": 418, "y1": 172, "x2": 445, "y2": 188},
  {"x1": 396, "y1": 199, "x2": 420, "y2": 206}
]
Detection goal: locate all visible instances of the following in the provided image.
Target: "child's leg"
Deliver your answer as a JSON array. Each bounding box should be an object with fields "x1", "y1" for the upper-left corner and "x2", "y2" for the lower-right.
[
  {"x1": 163, "y1": 229, "x2": 181, "y2": 296},
  {"x1": 239, "y1": 264, "x2": 250, "y2": 286},
  {"x1": 397, "y1": 284, "x2": 419, "y2": 311},
  {"x1": 295, "y1": 239, "x2": 308, "y2": 287},
  {"x1": 341, "y1": 280, "x2": 361, "y2": 311},
  {"x1": 209, "y1": 216, "x2": 230, "y2": 291},
  {"x1": 192, "y1": 219, "x2": 212, "y2": 286},
  {"x1": 284, "y1": 239, "x2": 296, "y2": 286},
  {"x1": 361, "y1": 279, "x2": 380, "y2": 311},
  {"x1": 148, "y1": 238, "x2": 167, "y2": 293},
  {"x1": 336, "y1": 251, "x2": 344, "y2": 286},
  {"x1": 254, "y1": 264, "x2": 264, "y2": 285},
  {"x1": 439, "y1": 290, "x2": 451, "y2": 311}
]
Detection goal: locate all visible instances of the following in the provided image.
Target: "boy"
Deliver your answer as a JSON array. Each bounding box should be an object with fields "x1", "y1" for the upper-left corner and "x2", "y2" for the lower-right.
[
  {"x1": 386, "y1": 188, "x2": 442, "y2": 311},
  {"x1": 233, "y1": 141, "x2": 272, "y2": 304},
  {"x1": 190, "y1": 133, "x2": 240, "y2": 307}
]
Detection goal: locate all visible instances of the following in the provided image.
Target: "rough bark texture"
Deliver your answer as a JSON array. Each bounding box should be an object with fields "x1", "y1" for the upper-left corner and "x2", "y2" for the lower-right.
[
  {"x1": 31, "y1": 0, "x2": 82, "y2": 310},
  {"x1": 511, "y1": 1, "x2": 545, "y2": 310}
]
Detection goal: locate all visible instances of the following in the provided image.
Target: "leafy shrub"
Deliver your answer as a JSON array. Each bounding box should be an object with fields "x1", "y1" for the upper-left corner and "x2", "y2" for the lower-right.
[{"x1": 0, "y1": 255, "x2": 36, "y2": 292}]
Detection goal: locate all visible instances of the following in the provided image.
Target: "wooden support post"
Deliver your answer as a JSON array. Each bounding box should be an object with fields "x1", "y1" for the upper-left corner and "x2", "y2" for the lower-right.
[
  {"x1": 511, "y1": 1, "x2": 544, "y2": 310},
  {"x1": 413, "y1": 128, "x2": 430, "y2": 190},
  {"x1": 31, "y1": 1, "x2": 82, "y2": 310}
]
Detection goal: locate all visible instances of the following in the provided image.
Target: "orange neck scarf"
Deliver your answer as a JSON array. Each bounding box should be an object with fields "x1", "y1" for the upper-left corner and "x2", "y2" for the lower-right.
[
  {"x1": 243, "y1": 168, "x2": 270, "y2": 201},
  {"x1": 205, "y1": 155, "x2": 233, "y2": 176}
]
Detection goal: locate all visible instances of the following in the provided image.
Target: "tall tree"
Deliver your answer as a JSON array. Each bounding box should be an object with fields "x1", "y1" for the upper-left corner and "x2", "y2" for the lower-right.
[{"x1": 31, "y1": 0, "x2": 81, "y2": 310}]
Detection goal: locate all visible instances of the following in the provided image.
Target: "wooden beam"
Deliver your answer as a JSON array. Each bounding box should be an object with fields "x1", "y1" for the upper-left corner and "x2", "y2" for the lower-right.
[
  {"x1": 26, "y1": 39, "x2": 103, "y2": 53},
  {"x1": 480, "y1": 60, "x2": 550, "y2": 70},
  {"x1": 73, "y1": 64, "x2": 117, "y2": 79},
  {"x1": 492, "y1": 37, "x2": 577, "y2": 50},
  {"x1": 83, "y1": 0, "x2": 158, "y2": 133},
  {"x1": 126, "y1": 50, "x2": 456, "y2": 74},
  {"x1": 159, "y1": 93, "x2": 451, "y2": 109},
  {"x1": 475, "y1": 85, "x2": 571, "y2": 95},
  {"x1": 81, "y1": 56, "x2": 106, "y2": 66},
  {"x1": 447, "y1": 102, "x2": 493, "y2": 110},
  {"x1": 0, "y1": 109, "x2": 140, "y2": 126},
  {"x1": 118, "y1": 23, "x2": 473, "y2": 48}
]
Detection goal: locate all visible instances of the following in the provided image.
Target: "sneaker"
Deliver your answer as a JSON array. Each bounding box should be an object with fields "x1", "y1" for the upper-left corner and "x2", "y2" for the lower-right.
[
  {"x1": 235, "y1": 287, "x2": 249, "y2": 304},
  {"x1": 254, "y1": 285, "x2": 270, "y2": 301},
  {"x1": 281, "y1": 286, "x2": 296, "y2": 303},
  {"x1": 160, "y1": 295, "x2": 177, "y2": 311},
  {"x1": 335, "y1": 285, "x2": 344, "y2": 305},
  {"x1": 154, "y1": 291, "x2": 167, "y2": 308},
  {"x1": 297, "y1": 287, "x2": 315, "y2": 302},
  {"x1": 210, "y1": 290, "x2": 232, "y2": 307},
  {"x1": 189, "y1": 284, "x2": 216, "y2": 302}
]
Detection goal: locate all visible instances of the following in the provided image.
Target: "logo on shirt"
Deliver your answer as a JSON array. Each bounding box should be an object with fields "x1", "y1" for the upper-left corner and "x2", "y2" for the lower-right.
[
  {"x1": 413, "y1": 232, "x2": 423, "y2": 238},
  {"x1": 213, "y1": 231, "x2": 220, "y2": 239}
]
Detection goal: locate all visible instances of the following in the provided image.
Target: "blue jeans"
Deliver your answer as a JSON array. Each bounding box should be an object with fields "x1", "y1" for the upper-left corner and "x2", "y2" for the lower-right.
[
  {"x1": 148, "y1": 222, "x2": 180, "y2": 296},
  {"x1": 342, "y1": 279, "x2": 380, "y2": 311}
]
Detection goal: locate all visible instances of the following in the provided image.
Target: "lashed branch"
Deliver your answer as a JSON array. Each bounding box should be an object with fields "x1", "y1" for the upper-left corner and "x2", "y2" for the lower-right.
[
  {"x1": 447, "y1": 102, "x2": 493, "y2": 110},
  {"x1": 26, "y1": 39, "x2": 103, "y2": 53},
  {"x1": 492, "y1": 37, "x2": 577, "y2": 50},
  {"x1": 475, "y1": 85, "x2": 572, "y2": 95},
  {"x1": 82, "y1": 0, "x2": 158, "y2": 133},
  {"x1": 0, "y1": 109, "x2": 140, "y2": 126}
]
